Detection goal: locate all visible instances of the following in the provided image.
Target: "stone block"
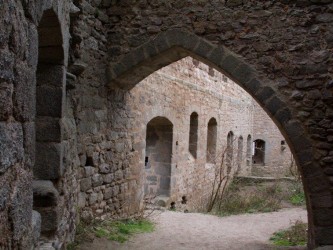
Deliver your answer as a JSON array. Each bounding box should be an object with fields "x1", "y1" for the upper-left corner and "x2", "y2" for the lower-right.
[
  {"x1": 23, "y1": 122, "x2": 35, "y2": 169},
  {"x1": 92, "y1": 174, "x2": 103, "y2": 187},
  {"x1": 84, "y1": 166, "x2": 95, "y2": 177},
  {"x1": 0, "y1": 182, "x2": 9, "y2": 211},
  {"x1": 0, "y1": 82, "x2": 13, "y2": 120},
  {"x1": 232, "y1": 63, "x2": 255, "y2": 87},
  {"x1": 103, "y1": 173, "x2": 114, "y2": 184},
  {"x1": 99, "y1": 163, "x2": 110, "y2": 174},
  {"x1": 113, "y1": 186, "x2": 120, "y2": 196},
  {"x1": 89, "y1": 193, "x2": 98, "y2": 205},
  {"x1": 36, "y1": 116, "x2": 61, "y2": 142},
  {"x1": 36, "y1": 85, "x2": 63, "y2": 118},
  {"x1": 0, "y1": 48, "x2": 14, "y2": 82},
  {"x1": 61, "y1": 118, "x2": 76, "y2": 141},
  {"x1": 115, "y1": 170, "x2": 123, "y2": 180},
  {"x1": 78, "y1": 192, "x2": 86, "y2": 208},
  {"x1": 80, "y1": 178, "x2": 92, "y2": 192},
  {"x1": 165, "y1": 30, "x2": 198, "y2": 52},
  {"x1": 12, "y1": 62, "x2": 35, "y2": 122},
  {"x1": 193, "y1": 39, "x2": 214, "y2": 60},
  {"x1": 104, "y1": 187, "x2": 113, "y2": 200},
  {"x1": 36, "y1": 64, "x2": 65, "y2": 87},
  {"x1": 0, "y1": 122, "x2": 24, "y2": 174},
  {"x1": 10, "y1": 173, "x2": 33, "y2": 241},
  {"x1": 255, "y1": 86, "x2": 275, "y2": 104},
  {"x1": 264, "y1": 96, "x2": 284, "y2": 115},
  {"x1": 31, "y1": 210, "x2": 41, "y2": 247},
  {"x1": 243, "y1": 78, "x2": 261, "y2": 94},
  {"x1": 33, "y1": 180, "x2": 59, "y2": 207},
  {"x1": 219, "y1": 54, "x2": 241, "y2": 78},
  {"x1": 274, "y1": 108, "x2": 291, "y2": 125},
  {"x1": 34, "y1": 142, "x2": 63, "y2": 180}
]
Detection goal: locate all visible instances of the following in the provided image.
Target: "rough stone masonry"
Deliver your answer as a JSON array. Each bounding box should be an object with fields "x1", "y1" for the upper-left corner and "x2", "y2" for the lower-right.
[{"x1": 0, "y1": 0, "x2": 333, "y2": 249}]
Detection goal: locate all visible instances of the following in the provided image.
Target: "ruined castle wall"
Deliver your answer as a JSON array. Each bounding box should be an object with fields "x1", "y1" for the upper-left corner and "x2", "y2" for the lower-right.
[
  {"x1": 0, "y1": 1, "x2": 78, "y2": 248},
  {"x1": 103, "y1": 56, "x2": 289, "y2": 211},
  {"x1": 252, "y1": 102, "x2": 294, "y2": 177}
]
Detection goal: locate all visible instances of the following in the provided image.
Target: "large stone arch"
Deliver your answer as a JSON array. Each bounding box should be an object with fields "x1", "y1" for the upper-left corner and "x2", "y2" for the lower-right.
[{"x1": 107, "y1": 29, "x2": 331, "y2": 248}]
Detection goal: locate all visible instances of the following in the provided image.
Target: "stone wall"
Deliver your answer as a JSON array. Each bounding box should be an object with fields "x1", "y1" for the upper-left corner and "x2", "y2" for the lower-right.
[
  {"x1": 84, "y1": 56, "x2": 290, "y2": 212},
  {"x1": 252, "y1": 101, "x2": 294, "y2": 177},
  {"x1": 1, "y1": 0, "x2": 333, "y2": 248},
  {"x1": 0, "y1": 1, "x2": 77, "y2": 249}
]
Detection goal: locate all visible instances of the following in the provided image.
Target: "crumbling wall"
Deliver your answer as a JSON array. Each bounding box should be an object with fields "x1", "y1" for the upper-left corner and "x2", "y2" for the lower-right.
[{"x1": 0, "y1": 1, "x2": 77, "y2": 248}]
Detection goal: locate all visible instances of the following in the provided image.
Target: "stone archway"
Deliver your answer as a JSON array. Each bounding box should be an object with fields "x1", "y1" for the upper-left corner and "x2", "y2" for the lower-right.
[{"x1": 107, "y1": 29, "x2": 331, "y2": 247}]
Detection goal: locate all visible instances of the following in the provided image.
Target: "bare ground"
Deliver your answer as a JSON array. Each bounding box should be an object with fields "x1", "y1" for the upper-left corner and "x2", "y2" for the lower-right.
[{"x1": 78, "y1": 207, "x2": 307, "y2": 250}]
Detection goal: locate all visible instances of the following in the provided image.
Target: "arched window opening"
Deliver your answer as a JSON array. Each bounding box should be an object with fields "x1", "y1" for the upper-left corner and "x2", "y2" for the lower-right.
[
  {"x1": 253, "y1": 139, "x2": 266, "y2": 166},
  {"x1": 236, "y1": 136, "x2": 243, "y2": 174},
  {"x1": 145, "y1": 117, "x2": 173, "y2": 197},
  {"x1": 226, "y1": 131, "x2": 234, "y2": 174},
  {"x1": 206, "y1": 118, "x2": 217, "y2": 163},
  {"x1": 246, "y1": 135, "x2": 252, "y2": 166},
  {"x1": 189, "y1": 112, "x2": 198, "y2": 158}
]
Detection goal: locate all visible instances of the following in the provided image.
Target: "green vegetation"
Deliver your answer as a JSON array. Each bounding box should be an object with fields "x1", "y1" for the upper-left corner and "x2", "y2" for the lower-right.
[
  {"x1": 211, "y1": 181, "x2": 281, "y2": 216},
  {"x1": 67, "y1": 218, "x2": 154, "y2": 249},
  {"x1": 94, "y1": 219, "x2": 154, "y2": 243},
  {"x1": 209, "y1": 179, "x2": 305, "y2": 217},
  {"x1": 289, "y1": 184, "x2": 306, "y2": 206},
  {"x1": 270, "y1": 220, "x2": 307, "y2": 246}
]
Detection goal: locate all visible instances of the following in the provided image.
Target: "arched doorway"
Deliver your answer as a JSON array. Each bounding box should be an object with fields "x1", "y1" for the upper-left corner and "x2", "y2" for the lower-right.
[
  {"x1": 145, "y1": 117, "x2": 173, "y2": 199},
  {"x1": 107, "y1": 29, "x2": 330, "y2": 247}
]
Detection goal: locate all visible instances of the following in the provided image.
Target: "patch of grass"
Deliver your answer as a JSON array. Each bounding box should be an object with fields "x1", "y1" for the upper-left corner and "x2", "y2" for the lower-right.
[
  {"x1": 289, "y1": 183, "x2": 305, "y2": 206},
  {"x1": 209, "y1": 179, "x2": 306, "y2": 217},
  {"x1": 67, "y1": 218, "x2": 154, "y2": 249},
  {"x1": 270, "y1": 220, "x2": 307, "y2": 246},
  {"x1": 94, "y1": 219, "x2": 154, "y2": 243}
]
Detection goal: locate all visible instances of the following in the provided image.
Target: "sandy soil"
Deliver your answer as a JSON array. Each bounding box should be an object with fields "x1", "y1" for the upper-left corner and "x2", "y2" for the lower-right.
[{"x1": 78, "y1": 207, "x2": 307, "y2": 250}]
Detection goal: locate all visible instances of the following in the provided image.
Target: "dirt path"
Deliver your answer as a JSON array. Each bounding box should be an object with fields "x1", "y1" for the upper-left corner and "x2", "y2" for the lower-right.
[{"x1": 78, "y1": 207, "x2": 307, "y2": 250}]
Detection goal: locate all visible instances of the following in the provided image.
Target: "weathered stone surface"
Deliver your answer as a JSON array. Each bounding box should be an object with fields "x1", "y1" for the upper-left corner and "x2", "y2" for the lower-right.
[
  {"x1": 31, "y1": 210, "x2": 41, "y2": 248},
  {"x1": 3, "y1": 0, "x2": 333, "y2": 248},
  {"x1": 78, "y1": 192, "x2": 86, "y2": 208},
  {"x1": 33, "y1": 180, "x2": 59, "y2": 207},
  {"x1": 0, "y1": 82, "x2": 13, "y2": 120},
  {"x1": 34, "y1": 142, "x2": 63, "y2": 180},
  {"x1": 80, "y1": 178, "x2": 92, "y2": 192},
  {"x1": 92, "y1": 174, "x2": 103, "y2": 187},
  {"x1": 0, "y1": 122, "x2": 24, "y2": 174},
  {"x1": 99, "y1": 163, "x2": 110, "y2": 174},
  {"x1": 103, "y1": 173, "x2": 114, "y2": 184}
]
